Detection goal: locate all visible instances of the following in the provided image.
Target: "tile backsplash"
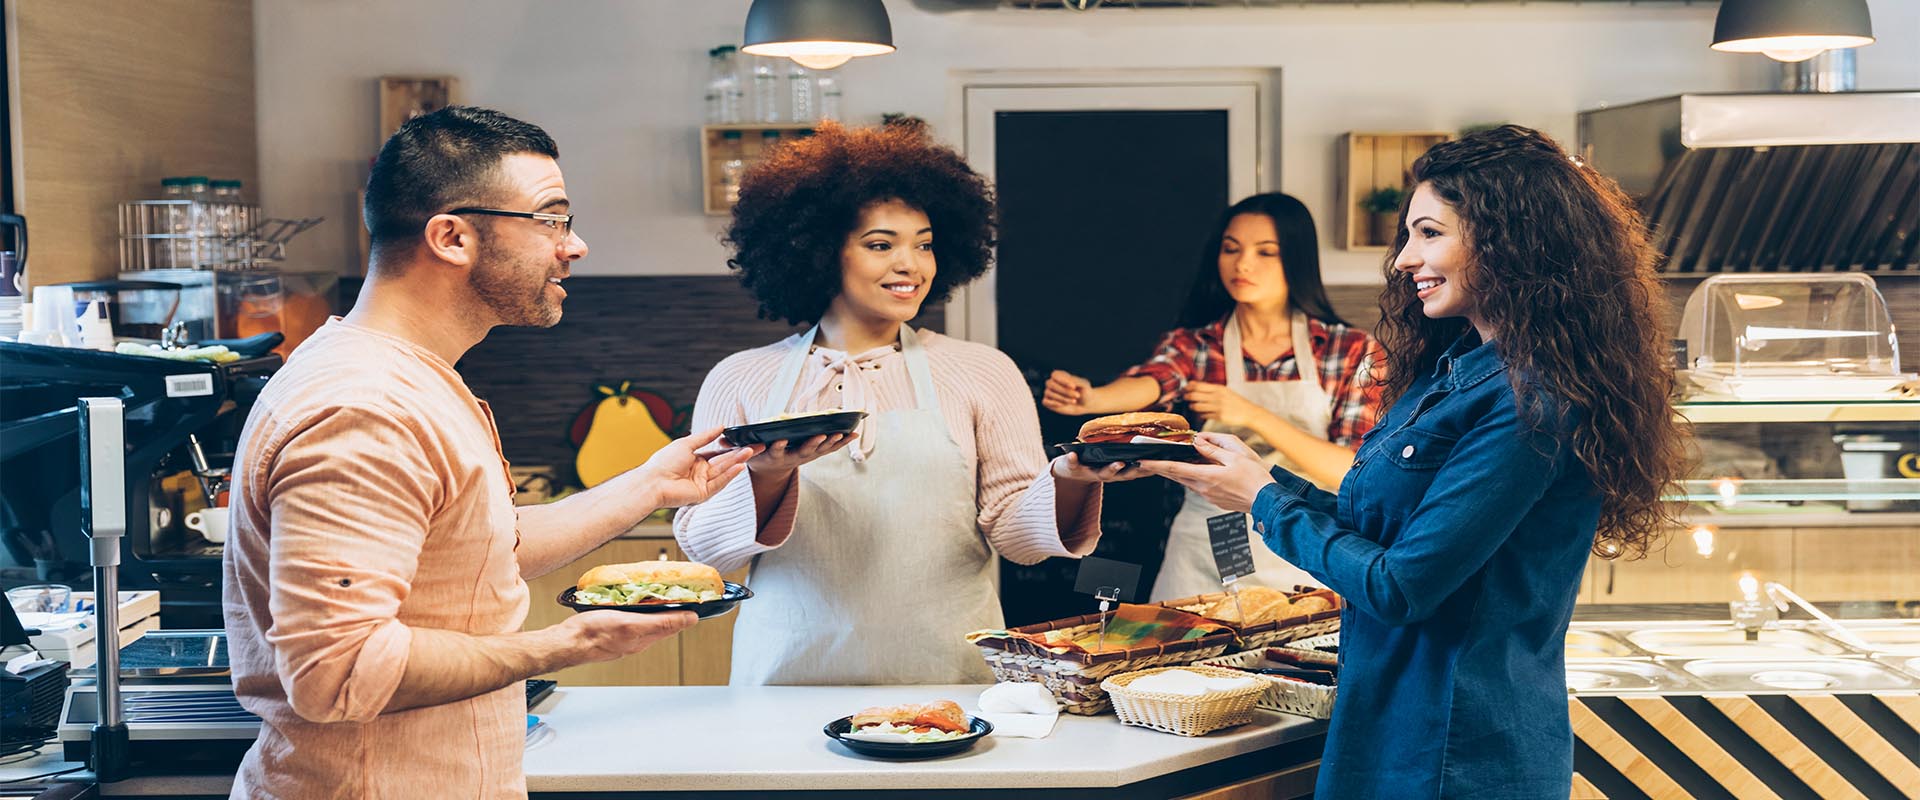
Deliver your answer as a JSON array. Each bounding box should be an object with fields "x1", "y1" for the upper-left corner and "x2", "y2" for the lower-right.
[{"x1": 342, "y1": 276, "x2": 943, "y2": 473}]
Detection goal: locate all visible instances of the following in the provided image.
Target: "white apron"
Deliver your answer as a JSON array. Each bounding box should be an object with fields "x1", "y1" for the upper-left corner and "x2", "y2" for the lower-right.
[
  {"x1": 1150, "y1": 311, "x2": 1334, "y2": 601},
  {"x1": 730, "y1": 325, "x2": 1000, "y2": 685}
]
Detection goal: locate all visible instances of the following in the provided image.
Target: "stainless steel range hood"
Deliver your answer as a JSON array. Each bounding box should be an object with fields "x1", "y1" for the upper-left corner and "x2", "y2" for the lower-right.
[{"x1": 1578, "y1": 91, "x2": 1920, "y2": 274}]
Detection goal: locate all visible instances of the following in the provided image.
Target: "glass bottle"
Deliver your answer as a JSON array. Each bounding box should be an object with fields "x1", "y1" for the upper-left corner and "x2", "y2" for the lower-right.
[
  {"x1": 787, "y1": 62, "x2": 815, "y2": 123},
  {"x1": 160, "y1": 178, "x2": 190, "y2": 268},
  {"x1": 709, "y1": 45, "x2": 744, "y2": 124},
  {"x1": 184, "y1": 176, "x2": 213, "y2": 268},
  {"x1": 817, "y1": 74, "x2": 842, "y2": 121},
  {"x1": 720, "y1": 130, "x2": 746, "y2": 205},
  {"x1": 751, "y1": 55, "x2": 780, "y2": 123}
]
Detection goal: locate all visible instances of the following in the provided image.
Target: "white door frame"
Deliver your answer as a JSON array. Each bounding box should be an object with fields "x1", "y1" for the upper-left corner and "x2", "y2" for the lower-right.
[{"x1": 945, "y1": 69, "x2": 1280, "y2": 346}]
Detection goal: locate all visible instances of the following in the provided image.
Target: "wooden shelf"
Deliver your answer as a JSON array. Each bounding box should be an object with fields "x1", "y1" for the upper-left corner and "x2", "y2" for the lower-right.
[
  {"x1": 701, "y1": 124, "x2": 817, "y2": 215},
  {"x1": 1335, "y1": 131, "x2": 1450, "y2": 251},
  {"x1": 1675, "y1": 397, "x2": 1920, "y2": 424}
]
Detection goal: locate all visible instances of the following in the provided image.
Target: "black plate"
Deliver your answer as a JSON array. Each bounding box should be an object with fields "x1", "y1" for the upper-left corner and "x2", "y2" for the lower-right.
[
  {"x1": 557, "y1": 582, "x2": 753, "y2": 620},
  {"x1": 823, "y1": 715, "x2": 993, "y2": 759},
  {"x1": 1057, "y1": 441, "x2": 1210, "y2": 467},
  {"x1": 723, "y1": 411, "x2": 868, "y2": 447}
]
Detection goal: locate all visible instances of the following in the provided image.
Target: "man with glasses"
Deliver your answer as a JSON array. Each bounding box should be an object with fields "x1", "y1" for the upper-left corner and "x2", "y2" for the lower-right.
[{"x1": 222, "y1": 106, "x2": 759, "y2": 798}]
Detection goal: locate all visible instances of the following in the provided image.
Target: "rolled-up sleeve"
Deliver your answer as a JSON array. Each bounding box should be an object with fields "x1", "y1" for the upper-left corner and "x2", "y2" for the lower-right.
[
  {"x1": 261, "y1": 406, "x2": 441, "y2": 724},
  {"x1": 1121, "y1": 328, "x2": 1202, "y2": 411}
]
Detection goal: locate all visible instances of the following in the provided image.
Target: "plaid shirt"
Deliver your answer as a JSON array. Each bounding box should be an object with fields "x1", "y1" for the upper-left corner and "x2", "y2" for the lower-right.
[{"x1": 1122, "y1": 315, "x2": 1385, "y2": 449}]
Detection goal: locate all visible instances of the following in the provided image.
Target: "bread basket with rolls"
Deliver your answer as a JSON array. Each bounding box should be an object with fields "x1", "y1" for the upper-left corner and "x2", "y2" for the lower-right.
[
  {"x1": 1156, "y1": 586, "x2": 1342, "y2": 652},
  {"x1": 1100, "y1": 666, "x2": 1271, "y2": 737}
]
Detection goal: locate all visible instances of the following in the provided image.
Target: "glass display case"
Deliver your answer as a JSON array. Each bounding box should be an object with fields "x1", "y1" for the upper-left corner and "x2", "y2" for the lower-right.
[
  {"x1": 1582, "y1": 275, "x2": 1917, "y2": 616},
  {"x1": 1678, "y1": 273, "x2": 1912, "y2": 400}
]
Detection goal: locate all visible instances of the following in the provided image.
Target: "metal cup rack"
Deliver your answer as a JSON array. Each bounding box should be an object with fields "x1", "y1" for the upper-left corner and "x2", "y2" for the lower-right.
[{"x1": 118, "y1": 200, "x2": 322, "y2": 271}]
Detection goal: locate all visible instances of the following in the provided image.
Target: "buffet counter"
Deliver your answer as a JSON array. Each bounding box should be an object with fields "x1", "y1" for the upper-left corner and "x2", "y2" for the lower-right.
[{"x1": 2, "y1": 685, "x2": 1328, "y2": 799}]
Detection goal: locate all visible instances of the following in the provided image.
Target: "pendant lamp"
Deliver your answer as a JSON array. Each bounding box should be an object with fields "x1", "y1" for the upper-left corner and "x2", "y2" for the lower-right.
[
  {"x1": 1711, "y1": 0, "x2": 1874, "y2": 63},
  {"x1": 742, "y1": 0, "x2": 895, "y2": 71}
]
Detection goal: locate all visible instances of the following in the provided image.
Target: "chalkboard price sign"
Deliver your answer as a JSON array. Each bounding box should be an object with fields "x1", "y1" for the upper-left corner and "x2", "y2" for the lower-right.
[{"x1": 1207, "y1": 512, "x2": 1255, "y2": 583}]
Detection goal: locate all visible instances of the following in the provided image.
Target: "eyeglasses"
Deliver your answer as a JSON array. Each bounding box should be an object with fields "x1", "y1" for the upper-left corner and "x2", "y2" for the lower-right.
[{"x1": 448, "y1": 207, "x2": 574, "y2": 239}]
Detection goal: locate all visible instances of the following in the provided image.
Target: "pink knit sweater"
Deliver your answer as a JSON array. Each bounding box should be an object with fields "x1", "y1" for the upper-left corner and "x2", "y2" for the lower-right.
[{"x1": 673, "y1": 328, "x2": 1103, "y2": 572}]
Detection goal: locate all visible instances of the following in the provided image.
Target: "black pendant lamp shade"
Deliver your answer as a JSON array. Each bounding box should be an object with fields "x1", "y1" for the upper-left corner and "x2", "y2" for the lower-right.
[
  {"x1": 742, "y1": 0, "x2": 895, "y2": 71},
  {"x1": 1711, "y1": 0, "x2": 1874, "y2": 62}
]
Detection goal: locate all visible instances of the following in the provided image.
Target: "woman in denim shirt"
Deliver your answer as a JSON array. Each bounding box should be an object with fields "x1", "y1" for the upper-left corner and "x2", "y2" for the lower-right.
[{"x1": 1144, "y1": 126, "x2": 1687, "y2": 799}]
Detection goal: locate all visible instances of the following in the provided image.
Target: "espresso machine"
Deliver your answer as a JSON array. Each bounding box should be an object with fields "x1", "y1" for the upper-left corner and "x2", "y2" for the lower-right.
[{"x1": 0, "y1": 340, "x2": 279, "y2": 627}]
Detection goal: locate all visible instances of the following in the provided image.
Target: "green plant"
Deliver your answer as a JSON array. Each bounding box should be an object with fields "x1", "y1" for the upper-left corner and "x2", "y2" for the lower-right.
[{"x1": 1360, "y1": 185, "x2": 1407, "y2": 215}]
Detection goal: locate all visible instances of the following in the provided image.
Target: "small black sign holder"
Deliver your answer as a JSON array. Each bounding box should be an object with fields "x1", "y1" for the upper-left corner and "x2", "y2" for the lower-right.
[
  {"x1": 1073, "y1": 556, "x2": 1141, "y2": 653},
  {"x1": 1208, "y1": 512, "x2": 1257, "y2": 623}
]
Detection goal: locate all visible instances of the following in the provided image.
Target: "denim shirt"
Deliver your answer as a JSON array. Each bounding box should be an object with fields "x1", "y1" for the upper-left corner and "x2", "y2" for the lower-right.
[{"x1": 1251, "y1": 333, "x2": 1600, "y2": 799}]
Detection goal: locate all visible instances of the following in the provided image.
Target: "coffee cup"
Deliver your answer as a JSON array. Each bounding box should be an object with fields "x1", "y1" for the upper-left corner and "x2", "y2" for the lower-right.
[{"x1": 186, "y1": 507, "x2": 229, "y2": 544}]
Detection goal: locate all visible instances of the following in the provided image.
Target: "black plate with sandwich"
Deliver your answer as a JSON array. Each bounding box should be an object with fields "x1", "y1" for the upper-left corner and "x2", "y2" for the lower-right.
[
  {"x1": 824, "y1": 701, "x2": 992, "y2": 759},
  {"x1": 559, "y1": 560, "x2": 752, "y2": 620},
  {"x1": 723, "y1": 410, "x2": 867, "y2": 447},
  {"x1": 1057, "y1": 412, "x2": 1208, "y2": 467}
]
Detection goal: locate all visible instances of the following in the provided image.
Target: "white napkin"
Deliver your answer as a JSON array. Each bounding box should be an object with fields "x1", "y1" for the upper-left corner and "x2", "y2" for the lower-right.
[
  {"x1": 1128, "y1": 435, "x2": 1183, "y2": 446},
  {"x1": 1125, "y1": 669, "x2": 1257, "y2": 696},
  {"x1": 976, "y1": 683, "x2": 1061, "y2": 739},
  {"x1": 6, "y1": 651, "x2": 54, "y2": 675}
]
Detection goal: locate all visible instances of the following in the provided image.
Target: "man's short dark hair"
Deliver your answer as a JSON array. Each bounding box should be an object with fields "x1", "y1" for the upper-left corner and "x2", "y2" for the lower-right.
[{"x1": 363, "y1": 106, "x2": 558, "y2": 262}]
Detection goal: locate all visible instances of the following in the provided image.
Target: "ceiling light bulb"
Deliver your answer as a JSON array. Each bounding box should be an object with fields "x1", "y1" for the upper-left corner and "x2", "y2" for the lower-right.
[
  {"x1": 1738, "y1": 572, "x2": 1759, "y2": 601},
  {"x1": 1761, "y1": 47, "x2": 1826, "y2": 62},
  {"x1": 791, "y1": 53, "x2": 854, "y2": 70}
]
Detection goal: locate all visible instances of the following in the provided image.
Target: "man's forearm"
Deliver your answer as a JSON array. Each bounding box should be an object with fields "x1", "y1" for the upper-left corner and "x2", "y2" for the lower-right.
[
  {"x1": 384, "y1": 625, "x2": 578, "y2": 713},
  {"x1": 516, "y1": 473, "x2": 662, "y2": 579}
]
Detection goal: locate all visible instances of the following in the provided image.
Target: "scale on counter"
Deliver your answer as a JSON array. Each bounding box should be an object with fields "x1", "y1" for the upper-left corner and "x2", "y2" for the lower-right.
[
  {"x1": 50, "y1": 398, "x2": 260, "y2": 778},
  {"x1": 57, "y1": 630, "x2": 259, "y2": 766}
]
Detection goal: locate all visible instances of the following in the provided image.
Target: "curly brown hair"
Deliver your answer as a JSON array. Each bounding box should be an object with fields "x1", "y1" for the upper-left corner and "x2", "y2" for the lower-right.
[
  {"x1": 724, "y1": 121, "x2": 996, "y2": 325},
  {"x1": 1376, "y1": 125, "x2": 1687, "y2": 560}
]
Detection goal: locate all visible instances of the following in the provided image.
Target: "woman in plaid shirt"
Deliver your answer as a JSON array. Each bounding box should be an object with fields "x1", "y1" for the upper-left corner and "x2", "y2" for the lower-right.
[{"x1": 1044, "y1": 193, "x2": 1384, "y2": 598}]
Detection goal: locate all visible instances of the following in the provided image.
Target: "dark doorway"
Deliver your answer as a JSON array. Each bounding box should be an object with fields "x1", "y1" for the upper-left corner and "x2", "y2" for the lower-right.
[{"x1": 992, "y1": 109, "x2": 1232, "y2": 625}]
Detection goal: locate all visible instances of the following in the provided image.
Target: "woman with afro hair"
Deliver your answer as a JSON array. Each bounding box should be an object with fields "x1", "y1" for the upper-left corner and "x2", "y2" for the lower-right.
[{"x1": 672, "y1": 121, "x2": 1123, "y2": 685}]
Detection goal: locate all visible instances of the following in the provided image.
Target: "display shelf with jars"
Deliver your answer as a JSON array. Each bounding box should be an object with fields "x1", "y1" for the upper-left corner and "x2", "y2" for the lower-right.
[{"x1": 700, "y1": 124, "x2": 816, "y2": 215}]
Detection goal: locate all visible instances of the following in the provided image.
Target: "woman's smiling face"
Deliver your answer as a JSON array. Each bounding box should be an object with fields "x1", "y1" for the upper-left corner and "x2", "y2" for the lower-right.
[
  {"x1": 832, "y1": 199, "x2": 936, "y2": 326},
  {"x1": 1392, "y1": 183, "x2": 1478, "y2": 325}
]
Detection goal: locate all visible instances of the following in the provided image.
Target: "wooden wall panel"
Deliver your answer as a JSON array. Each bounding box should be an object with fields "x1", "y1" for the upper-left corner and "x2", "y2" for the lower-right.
[
  {"x1": 14, "y1": 0, "x2": 257, "y2": 285},
  {"x1": 1793, "y1": 527, "x2": 1920, "y2": 604}
]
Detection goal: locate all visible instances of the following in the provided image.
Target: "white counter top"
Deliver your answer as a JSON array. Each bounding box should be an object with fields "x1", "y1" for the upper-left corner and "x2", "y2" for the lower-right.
[
  {"x1": 521, "y1": 685, "x2": 1325, "y2": 793},
  {"x1": 4, "y1": 684, "x2": 1325, "y2": 796}
]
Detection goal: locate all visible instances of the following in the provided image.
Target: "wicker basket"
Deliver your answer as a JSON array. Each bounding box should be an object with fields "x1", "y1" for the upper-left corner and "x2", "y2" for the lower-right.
[
  {"x1": 1101, "y1": 665, "x2": 1271, "y2": 736},
  {"x1": 1280, "y1": 632, "x2": 1340, "y2": 664},
  {"x1": 1159, "y1": 588, "x2": 1343, "y2": 652},
  {"x1": 1196, "y1": 650, "x2": 1338, "y2": 719},
  {"x1": 972, "y1": 613, "x2": 1237, "y2": 715}
]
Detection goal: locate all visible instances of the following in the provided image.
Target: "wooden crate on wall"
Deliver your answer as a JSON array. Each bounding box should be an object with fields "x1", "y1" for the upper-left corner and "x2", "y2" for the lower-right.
[
  {"x1": 701, "y1": 124, "x2": 815, "y2": 215},
  {"x1": 1336, "y1": 131, "x2": 1450, "y2": 252},
  {"x1": 379, "y1": 76, "x2": 460, "y2": 144}
]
